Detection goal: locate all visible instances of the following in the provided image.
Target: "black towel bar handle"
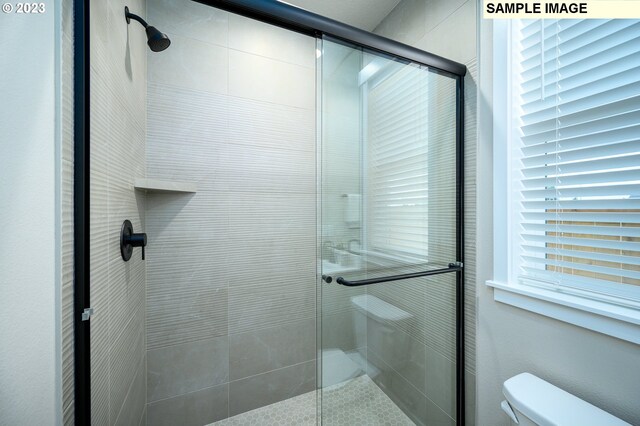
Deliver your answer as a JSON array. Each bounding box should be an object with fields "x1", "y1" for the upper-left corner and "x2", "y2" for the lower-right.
[{"x1": 322, "y1": 262, "x2": 463, "y2": 287}]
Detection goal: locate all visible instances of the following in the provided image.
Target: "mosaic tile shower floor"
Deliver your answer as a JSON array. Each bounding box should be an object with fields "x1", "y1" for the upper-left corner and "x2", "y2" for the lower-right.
[{"x1": 211, "y1": 375, "x2": 414, "y2": 425}]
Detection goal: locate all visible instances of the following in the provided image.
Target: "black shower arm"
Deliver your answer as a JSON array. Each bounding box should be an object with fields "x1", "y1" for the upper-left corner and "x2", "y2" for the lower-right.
[{"x1": 125, "y1": 7, "x2": 149, "y2": 28}]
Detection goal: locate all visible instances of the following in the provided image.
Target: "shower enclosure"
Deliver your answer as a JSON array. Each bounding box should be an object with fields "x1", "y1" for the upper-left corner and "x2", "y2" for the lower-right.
[{"x1": 73, "y1": 0, "x2": 465, "y2": 424}]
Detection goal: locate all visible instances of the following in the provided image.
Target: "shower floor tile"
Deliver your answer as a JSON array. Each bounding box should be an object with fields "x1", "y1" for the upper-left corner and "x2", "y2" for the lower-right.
[{"x1": 211, "y1": 375, "x2": 414, "y2": 425}]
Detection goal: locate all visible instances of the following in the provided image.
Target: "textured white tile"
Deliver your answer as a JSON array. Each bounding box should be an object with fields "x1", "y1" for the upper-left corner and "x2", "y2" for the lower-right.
[
  {"x1": 228, "y1": 283, "x2": 315, "y2": 335},
  {"x1": 226, "y1": 192, "x2": 315, "y2": 289},
  {"x1": 148, "y1": 33, "x2": 228, "y2": 95},
  {"x1": 148, "y1": 0, "x2": 228, "y2": 47},
  {"x1": 114, "y1": 358, "x2": 146, "y2": 426},
  {"x1": 146, "y1": 81, "x2": 227, "y2": 185},
  {"x1": 141, "y1": 11, "x2": 322, "y2": 419},
  {"x1": 228, "y1": 13, "x2": 315, "y2": 68},
  {"x1": 89, "y1": 0, "x2": 109, "y2": 47},
  {"x1": 144, "y1": 190, "x2": 229, "y2": 329},
  {"x1": 226, "y1": 236, "x2": 315, "y2": 278},
  {"x1": 107, "y1": 0, "x2": 148, "y2": 108},
  {"x1": 91, "y1": 344, "x2": 110, "y2": 425},
  {"x1": 145, "y1": 193, "x2": 229, "y2": 348},
  {"x1": 110, "y1": 307, "x2": 146, "y2": 423},
  {"x1": 227, "y1": 96, "x2": 315, "y2": 152},
  {"x1": 463, "y1": 58, "x2": 478, "y2": 375},
  {"x1": 229, "y1": 49, "x2": 315, "y2": 109},
  {"x1": 425, "y1": 344, "x2": 457, "y2": 419},
  {"x1": 229, "y1": 319, "x2": 316, "y2": 381},
  {"x1": 220, "y1": 144, "x2": 316, "y2": 193},
  {"x1": 89, "y1": 64, "x2": 112, "y2": 176},
  {"x1": 108, "y1": 246, "x2": 146, "y2": 345},
  {"x1": 60, "y1": 153, "x2": 74, "y2": 423},
  {"x1": 90, "y1": 0, "x2": 148, "y2": 421},
  {"x1": 147, "y1": 284, "x2": 228, "y2": 350}
]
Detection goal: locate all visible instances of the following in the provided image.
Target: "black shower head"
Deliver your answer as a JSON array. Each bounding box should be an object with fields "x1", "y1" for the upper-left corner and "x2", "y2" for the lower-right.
[
  {"x1": 125, "y1": 6, "x2": 171, "y2": 52},
  {"x1": 145, "y1": 26, "x2": 171, "y2": 52}
]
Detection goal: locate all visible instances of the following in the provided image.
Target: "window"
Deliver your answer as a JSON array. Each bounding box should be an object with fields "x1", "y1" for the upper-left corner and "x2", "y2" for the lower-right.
[
  {"x1": 488, "y1": 19, "x2": 640, "y2": 343},
  {"x1": 510, "y1": 19, "x2": 640, "y2": 307}
]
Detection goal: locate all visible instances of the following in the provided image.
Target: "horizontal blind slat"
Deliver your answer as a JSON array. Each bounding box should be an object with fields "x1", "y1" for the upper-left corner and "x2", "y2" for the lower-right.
[
  {"x1": 522, "y1": 169, "x2": 640, "y2": 188},
  {"x1": 521, "y1": 234, "x2": 640, "y2": 251},
  {"x1": 522, "y1": 211, "x2": 640, "y2": 223},
  {"x1": 521, "y1": 223, "x2": 640, "y2": 238}
]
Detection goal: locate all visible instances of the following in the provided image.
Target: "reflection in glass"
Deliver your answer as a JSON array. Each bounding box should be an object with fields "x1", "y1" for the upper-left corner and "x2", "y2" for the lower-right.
[{"x1": 319, "y1": 36, "x2": 459, "y2": 425}]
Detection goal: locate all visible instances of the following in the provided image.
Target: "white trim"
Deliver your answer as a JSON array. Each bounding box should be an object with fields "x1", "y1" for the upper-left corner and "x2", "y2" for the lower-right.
[
  {"x1": 492, "y1": 19, "x2": 510, "y2": 283},
  {"x1": 487, "y1": 280, "x2": 640, "y2": 345}
]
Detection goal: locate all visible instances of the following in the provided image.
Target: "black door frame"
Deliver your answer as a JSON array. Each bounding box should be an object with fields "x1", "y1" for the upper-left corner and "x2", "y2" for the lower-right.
[{"x1": 73, "y1": 0, "x2": 91, "y2": 423}]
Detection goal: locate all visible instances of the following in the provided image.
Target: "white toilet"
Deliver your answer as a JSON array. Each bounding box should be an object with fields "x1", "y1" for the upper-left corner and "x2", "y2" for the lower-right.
[
  {"x1": 321, "y1": 294, "x2": 413, "y2": 388},
  {"x1": 351, "y1": 294, "x2": 413, "y2": 371},
  {"x1": 501, "y1": 373, "x2": 631, "y2": 426}
]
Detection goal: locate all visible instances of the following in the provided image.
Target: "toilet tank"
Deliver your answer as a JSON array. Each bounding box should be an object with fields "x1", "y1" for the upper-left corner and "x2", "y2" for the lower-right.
[
  {"x1": 501, "y1": 373, "x2": 631, "y2": 426},
  {"x1": 350, "y1": 294, "x2": 413, "y2": 369}
]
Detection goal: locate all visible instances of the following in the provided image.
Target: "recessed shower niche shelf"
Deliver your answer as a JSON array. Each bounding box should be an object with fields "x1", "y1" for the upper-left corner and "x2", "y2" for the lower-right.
[{"x1": 134, "y1": 178, "x2": 197, "y2": 194}]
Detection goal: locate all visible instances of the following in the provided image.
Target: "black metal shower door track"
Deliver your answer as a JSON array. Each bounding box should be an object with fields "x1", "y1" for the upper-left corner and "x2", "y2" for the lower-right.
[
  {"x1": 74, "y1": 0, "x2": 466, "y2": 424},
  {"x1": 193, "y1": 0, "x2": 466, "y2": 78}
]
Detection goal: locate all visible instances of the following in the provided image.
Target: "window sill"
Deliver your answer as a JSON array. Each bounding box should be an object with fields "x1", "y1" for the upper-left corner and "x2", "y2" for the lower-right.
[{"x1": 485, "y1": 280, "x2": 640, "y2": 345}]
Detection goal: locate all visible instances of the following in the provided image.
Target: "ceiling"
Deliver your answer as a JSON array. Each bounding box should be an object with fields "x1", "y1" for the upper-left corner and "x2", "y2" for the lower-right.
[{"x1": 283, "y1": 0, "x2": 402, "y2": 31}]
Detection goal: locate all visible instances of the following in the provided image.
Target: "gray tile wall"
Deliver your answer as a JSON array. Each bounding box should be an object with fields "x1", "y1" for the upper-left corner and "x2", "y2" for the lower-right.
[
  {"x1": 90, "y1": 0, "x2": 148, "y2": 424},
  {"x1": 373, "y1": 1, "x2": 478, "y2": 425},
  {"x1": 61, "y1": 0, "x2": 75, "y2": 423},
  {"x1": 144, "y1": 1, "x2": 316, "y2": 423}
]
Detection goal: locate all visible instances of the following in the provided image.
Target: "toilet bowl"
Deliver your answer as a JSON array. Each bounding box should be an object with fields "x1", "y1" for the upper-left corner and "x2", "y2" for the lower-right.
[
  {"x1": 350, "y1": 294, "x2": 413, "y2": 371},
  {"x1": 501, "y1": 373, "x2": 631, "y2": 426}
]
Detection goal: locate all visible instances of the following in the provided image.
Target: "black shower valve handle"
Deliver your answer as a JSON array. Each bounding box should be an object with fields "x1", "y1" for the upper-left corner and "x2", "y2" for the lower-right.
[
  {"x1": 120, "y1": 220, "x2": 147, "y2": 261},
  {"x1": 127, "y1": 232, "x2": 147, "y2": 260}
]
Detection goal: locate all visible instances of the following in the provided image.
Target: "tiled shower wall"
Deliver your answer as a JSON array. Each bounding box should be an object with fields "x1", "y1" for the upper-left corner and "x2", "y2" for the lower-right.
[
  {"x1": 89, "y1": 0, "x2": 148, "y2": 424},
  {"x1": 61, "y1": 0, "x2": 75, "y2": 422},
  {"x1": 144, "y1": 1, "x2": 316, "y2": 423},
  {"x1": 374, "y1": 1, "x2": 478, "y2": 424}
]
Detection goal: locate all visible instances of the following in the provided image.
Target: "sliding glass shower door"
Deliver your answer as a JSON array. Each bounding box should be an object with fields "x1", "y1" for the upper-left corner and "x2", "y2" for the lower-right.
[{"x1": 318, "y1": 36, "x2": 461, "y2": 425}]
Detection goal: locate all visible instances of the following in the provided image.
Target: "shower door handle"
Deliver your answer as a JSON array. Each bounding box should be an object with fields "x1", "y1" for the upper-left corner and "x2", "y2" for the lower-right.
[{"x1": 329, "y1": 262, "x2": 462, "y2": 287}]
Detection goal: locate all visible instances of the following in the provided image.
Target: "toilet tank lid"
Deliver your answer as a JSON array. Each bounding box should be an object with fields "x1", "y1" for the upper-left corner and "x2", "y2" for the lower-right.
[
  {"x1": 503, "y1": 373, "x2": 630, "y2": 426},
  {"x1": 350, "y1": 295, "x2": 412, "y2": 322}
]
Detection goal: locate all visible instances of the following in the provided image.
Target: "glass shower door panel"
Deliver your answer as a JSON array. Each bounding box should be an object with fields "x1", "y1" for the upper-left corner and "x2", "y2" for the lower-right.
[{"x1": 319, "y1": 36, "x2": 459, "y2": 425}]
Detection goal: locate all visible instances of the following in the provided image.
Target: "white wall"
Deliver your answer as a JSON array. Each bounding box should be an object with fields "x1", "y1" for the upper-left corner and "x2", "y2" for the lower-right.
[
  {"x1": 476, "y1": 18, "x2": 640, "y2": 426},
  {"x1": 0, "y1": 0, "x2": 60, "y2": 424}
]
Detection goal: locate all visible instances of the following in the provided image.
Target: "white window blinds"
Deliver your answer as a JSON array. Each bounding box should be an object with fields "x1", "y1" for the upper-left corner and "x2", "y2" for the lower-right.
[
  {"x1": 366, "y1": 64, "x2": 430, "y2": 259},
  {"x1": 513, "y1": 19, "x2": 640, "y2": 303}
]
